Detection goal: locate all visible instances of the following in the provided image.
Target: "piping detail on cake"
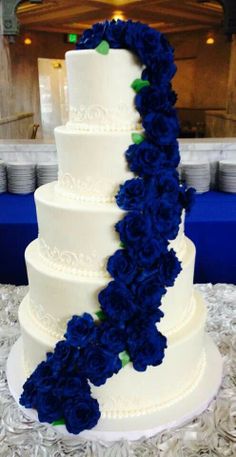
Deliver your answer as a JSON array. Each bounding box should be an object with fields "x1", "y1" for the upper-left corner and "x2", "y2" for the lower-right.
[
  {"x1": 27, "y1": 292, "x2": 196, "y2": 345},
  {"x1": 56, "y1": 173, "x2": 117, "y2": 203},
  {"x1": 68, "y1": 103, "x2": 140, "y2": 131},
  {"x1": 23, "y1": 350, "x2": 206, "y2": 419},
  {"x1": 99, "y1": 351, "x2": 206, "y2": 418},
  {"x1": 39, "y1": 238, "x2": 110, "y2": 278},
  {"x1": 29, "y1": 299, "x2": 68, "y2": 340},
  {"x1": 159, "y1": 293, "x2": 196, "y2": 337}
]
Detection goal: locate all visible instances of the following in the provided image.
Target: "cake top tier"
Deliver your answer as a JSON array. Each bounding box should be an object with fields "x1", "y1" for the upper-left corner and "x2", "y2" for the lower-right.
[{"x1": 66, "y1": 49, "x2": 142, "y2": 132}]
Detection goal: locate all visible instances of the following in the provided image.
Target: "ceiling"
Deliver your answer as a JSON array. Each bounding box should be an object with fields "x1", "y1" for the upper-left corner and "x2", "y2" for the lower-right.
[{"x1": 17, "y1": 0, "x2": 224, "y2": 36}]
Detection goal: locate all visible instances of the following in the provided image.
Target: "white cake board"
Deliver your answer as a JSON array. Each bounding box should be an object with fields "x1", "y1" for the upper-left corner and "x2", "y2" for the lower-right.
[{"x1": 7, "y1": 336, "x2": 223, "y2": 442}]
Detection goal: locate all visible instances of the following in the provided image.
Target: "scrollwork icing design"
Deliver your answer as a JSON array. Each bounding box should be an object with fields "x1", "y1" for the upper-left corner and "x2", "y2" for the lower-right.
[
  {"x1": 56, "y1": 173, "x2": 117, "y2": 203},
  {"x1": 68, "y1": 103, "x2": 140, "y2": 131},
  {"x1": 98, "y1": 351, "x2": 206, "y2": 419},
  {"x1": 28, "y1": 299, "x2": 67, "y2": 340},
  {"x1": 38, "y1": 238, "x2": 109, "y2": 278}
]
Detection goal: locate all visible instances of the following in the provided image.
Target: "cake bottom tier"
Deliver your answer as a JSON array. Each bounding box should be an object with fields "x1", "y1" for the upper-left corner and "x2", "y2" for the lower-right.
[{"x1": 19, "y1": 289, "x2": 207, "y2": 419}]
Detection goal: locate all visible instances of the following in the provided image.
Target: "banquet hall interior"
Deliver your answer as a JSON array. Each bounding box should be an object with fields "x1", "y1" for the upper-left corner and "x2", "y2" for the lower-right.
[{"x1": 0, "y1": 0, "x2": 235, "y2": 454}]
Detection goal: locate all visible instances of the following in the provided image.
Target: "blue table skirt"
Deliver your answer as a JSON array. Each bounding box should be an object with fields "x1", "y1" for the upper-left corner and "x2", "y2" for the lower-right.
[
  {"x1": 185, "y1": 191, "x2": 236, "y2": 284},
  {"x1": 0, "y1": 191, "x2": 236, "y2": 285}
]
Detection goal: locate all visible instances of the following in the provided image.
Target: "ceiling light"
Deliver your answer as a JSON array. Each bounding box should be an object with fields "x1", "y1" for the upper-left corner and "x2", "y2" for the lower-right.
[
  {"x1": 206, "y1": 36, "x2": 215, "y2": 45},
  {"x1": 206, "y1": 32, "x2": 215, "y2": 45},
  {"x1": 112, "y1": 10, "x2": 125, "y2": 21},
  {"x1": 24, "y1": 37, "x2": 32, "y2": 45}
]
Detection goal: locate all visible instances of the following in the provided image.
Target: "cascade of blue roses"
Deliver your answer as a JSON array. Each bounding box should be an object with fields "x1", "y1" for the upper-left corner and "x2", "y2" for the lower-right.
[{"x1": 20, "y1": 20, "x2": 195, "y2": 435}]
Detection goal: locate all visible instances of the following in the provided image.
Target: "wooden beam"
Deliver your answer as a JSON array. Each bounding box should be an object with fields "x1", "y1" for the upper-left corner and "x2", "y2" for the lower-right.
[
  {"x1": 25, "y1": 24, "x2": 86, "y2": 34},
  {"x1": 142, "y1": 5, "x2": 221, "y2": 24},
  {"x1": 161, "y1": 23, "x2": 211, "y2": 34},
  {"x1": 18, "y1": 3, "x2": 100, "y2": 25}
]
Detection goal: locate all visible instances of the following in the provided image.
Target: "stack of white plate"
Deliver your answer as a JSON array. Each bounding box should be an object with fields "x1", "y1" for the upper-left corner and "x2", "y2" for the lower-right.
[
  {"x1": 181, "y1": 161, "x2": 210, "y2": 194},
  {"x1": 219, "y1": 160, "x2": 236, "y2": 193},
  {"x1": 7, "y1": 163, "x2": 36, "y2": 194},
  {"x1": 0, "y1": 160, "x2": 7, "y2": 193},
  {"x1": 37, "y1": 163, "x2": 58, "y2": 187}
]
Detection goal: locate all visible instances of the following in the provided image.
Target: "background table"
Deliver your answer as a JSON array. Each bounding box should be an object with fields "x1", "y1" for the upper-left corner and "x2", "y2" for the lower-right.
[{"x1": 0, "y1": 191, "x2": 236, "y2": 285}]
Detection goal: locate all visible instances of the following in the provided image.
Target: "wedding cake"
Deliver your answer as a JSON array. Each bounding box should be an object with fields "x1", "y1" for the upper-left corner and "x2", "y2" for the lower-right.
[{"x1": 16, "y1": 21, "x2": 222, "y2": 438}]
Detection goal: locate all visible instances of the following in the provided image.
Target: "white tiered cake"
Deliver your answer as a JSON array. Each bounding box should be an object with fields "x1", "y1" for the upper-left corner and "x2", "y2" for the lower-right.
[{"x1": 12, "y1": 47, "x2": 222, "y2": 439}]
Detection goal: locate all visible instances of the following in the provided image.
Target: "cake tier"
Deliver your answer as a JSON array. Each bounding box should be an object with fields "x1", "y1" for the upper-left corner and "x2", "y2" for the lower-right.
[
  {"x1": 66, "y1": 50, "x2": 142, "y2": 131},
  {"x1": 35, "y1": 182, "x2": 186, "y2": 277},
  {"x1": 55, "y1": 128, "x2": 133, "y2": 203},
  {"x1": 19, "y1": 289, "x2": 206, "y2": 418},
  {"x1": 24, "y1": 235, "x2": 195, "y2": 340}
]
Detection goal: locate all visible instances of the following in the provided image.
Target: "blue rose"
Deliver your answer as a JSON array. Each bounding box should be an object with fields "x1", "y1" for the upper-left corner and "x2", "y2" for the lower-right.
[
  {"x1": 35, "y1": 391, "x2": 63, "y2": 423},
  {"x1": 150, "y1": 170, "x2": 180, "y2": 203},
  {"x1": 63, "y1": 395, "x2": 101, "y2": 435},
  {"x1": 135, "y1": 273, "x2": 166, "y2": 307},
  {"x1": 107, "y1": 249, "x2": 136, "y2": 284},
  {"x1": 179, "y1": 186, "x2": 196, "y2": 213},
  {"x1": 64, "y1": 313, "x2": 97, "y2": 348},
  {"x1": 77, "y1": 22, "x2": 106, "y2": 49},
  {"x1": 142, "y1": 56, "x2": 176, "y2": 86},
  {"x1": 160, "y1": 248, "x2": 182, "y2": 287},
  {"x1": 135, "y1": 85, "x2": 177, "y2": 117},
  {"x1": 79, "y1": 344, "x2": 122, "y2": 386},
  {"x1": 104, "y1": 19, "x2": 127, "y2": 48},
  {"x1": 115, "y1": 212, "x2": 152, "y2": 246},
  {"x1": 20, "y1": 378, "x2": 37, "y2": 408},
  {"x1": 143, "y1": 110, "x2": 179, "y2": 145},
  {"x1": 126, "y1": 141, "x2": 166, "y2": 177},
  {"x1": 127, "y1": 328, "x2": 167, "y2": 371},
  {"x1": 47, "y1": 341, "x2": 80, "y2": 376},
  {"x1": 134, "y1": 237, "x2": 167, "y2": 268},
  {"x1": 97, "y1": 321, "x2": 126, "y2": 354},
  {"x1": 125, "y1": 22, "x2": 163, "y2": 65},
  {"x1": 116, "y1": 178, "x2": 146, "y2": 210},
  {"x1": 151, "y1": 200, "x2": 182, "y2": 239},
  {"x1": 55, "y1": 375, "x2": 91, "y2": 399},
  {"x1": 163, "y1": 141, "x2": 180, "y2": 168},
  {"x1": 32, "y1": 361, "x2": 56, "y2": 393},
  {"x1": 98, "y1": 281, "x2": 136, "y2": 325},
  {"x1": 126, "y1": 310, "x2": 164, "y2": 343}
]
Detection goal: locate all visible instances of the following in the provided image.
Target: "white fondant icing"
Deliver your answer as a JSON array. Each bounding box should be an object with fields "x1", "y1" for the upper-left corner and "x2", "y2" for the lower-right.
[
  {"x1": 19, "y1": 290, "x2": 206, "y2": 418},
  {"x1": 56, "y1": 174, "x2": 116, "y2": 204},
  {"x1": 38, "y1": 237, "x2": 109, "y2": 278},
  {"x1": 66, "y1": 50, "x2": 142, "y2": 131},
  {"x1": 54, "y1": 128, "x2": 134, "y2": 203},
  {"x1": 35, "y1": 183, "x2": 186, "y2": 276},
  {"x1": 24, "y1": 236, "x2": 195, "y2": 339}
]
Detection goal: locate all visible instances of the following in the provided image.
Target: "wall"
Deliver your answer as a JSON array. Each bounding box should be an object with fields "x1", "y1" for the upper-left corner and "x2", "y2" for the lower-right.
[
  {"x1": 170, "y1": 29, "x2": 231, "y2": 110},
  {"x1": 1, "y1": 30, "x2": 74, "y2": 138},
  {"x1": 0, "y1": 28, "x2": 232, "y2": 139}
]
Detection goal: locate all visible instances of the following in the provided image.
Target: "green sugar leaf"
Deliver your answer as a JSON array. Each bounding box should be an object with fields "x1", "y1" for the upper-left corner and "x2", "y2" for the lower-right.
[
  {"x1": 131, "y1": 78, "x2": 150, "y2": 93},
  {"x1": 119, "y1": 350, "x2": 131, "y2": 368},
  {"x1": 95, "y1": 40, "x2": 110, "y2": 55},
  {"x1": 131, "y1": 132, "x2": 145, "y2": 145},
  {"x1": 95, "y1": 310, "x2": 106, "y2": 321},
  {"x1": 53, "y1": 418, "x2": 65, "y2": 426}
]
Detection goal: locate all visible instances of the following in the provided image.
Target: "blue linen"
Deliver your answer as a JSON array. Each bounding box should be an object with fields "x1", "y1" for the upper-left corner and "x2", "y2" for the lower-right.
[
  {"x1": 0, "y1": 193, "x2": 37, "y2": 285},
  {"x1": 185, "y1": 191, "x2": 236, "y2": 284},
  {"x1": 0, "y1": 191, "x2": 236, "y2": 285}
]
